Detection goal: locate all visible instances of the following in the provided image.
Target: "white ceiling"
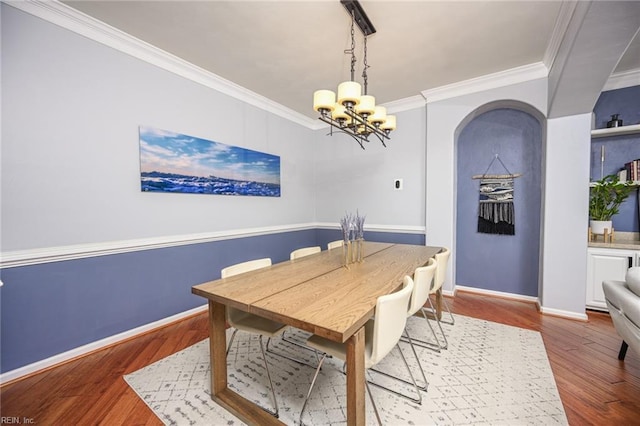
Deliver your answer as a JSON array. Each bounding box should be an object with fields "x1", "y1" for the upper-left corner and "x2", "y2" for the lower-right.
[{"x1": 62, "y1": 0, "x2": 640, "y2": 120}]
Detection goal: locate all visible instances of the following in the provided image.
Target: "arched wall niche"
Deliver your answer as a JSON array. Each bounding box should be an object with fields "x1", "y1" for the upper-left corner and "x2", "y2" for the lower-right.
[{"x1": 453, "y1": 99, "x2": 546, "y2": 298}]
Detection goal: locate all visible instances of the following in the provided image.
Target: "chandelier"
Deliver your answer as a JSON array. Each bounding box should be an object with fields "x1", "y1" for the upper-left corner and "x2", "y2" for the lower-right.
[{"x1": 313, "y1": 0, "x2": 396, "y2": 150}]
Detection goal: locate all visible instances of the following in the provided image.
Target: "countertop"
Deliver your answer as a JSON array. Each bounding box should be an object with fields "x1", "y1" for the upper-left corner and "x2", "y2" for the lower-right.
[{"x1": 589, "y1": 232, "x2": 640, "y2": 250}]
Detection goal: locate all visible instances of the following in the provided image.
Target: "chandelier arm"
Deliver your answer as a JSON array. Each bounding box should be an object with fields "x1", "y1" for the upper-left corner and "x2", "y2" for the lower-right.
[
  {"x1": 367, "y1": 128, "x2": 388, "y2": 147},
  {"x1": 344, "y1": 109, "x2": 390, "y2": 140},
  {"x1": 318, "y1": 115, "x2": 367, "y2": 150},
  {"x1": 346, "y1": 132, "x2": 367, "y2": 150}
]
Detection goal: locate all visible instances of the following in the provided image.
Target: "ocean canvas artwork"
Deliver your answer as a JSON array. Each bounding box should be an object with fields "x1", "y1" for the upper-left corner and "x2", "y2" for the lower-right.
[{"x1": 139, "y1": 126, "x2": 280, "y2": 197}]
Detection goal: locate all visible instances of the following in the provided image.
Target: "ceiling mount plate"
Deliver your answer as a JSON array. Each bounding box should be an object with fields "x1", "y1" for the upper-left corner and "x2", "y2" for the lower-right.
[{"x1": 340, "y1": 0, "x2": 376, "y2": 36}]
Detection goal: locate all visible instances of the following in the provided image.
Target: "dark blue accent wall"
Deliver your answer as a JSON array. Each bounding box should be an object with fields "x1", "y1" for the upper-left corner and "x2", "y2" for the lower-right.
[
  {"x1": 590, "y1": 85, "x2": 640, "y2": 232},
  {"x1": 456, "y1": 108, "x2": 542, "y2": 296},
  {"x1": 0, "y1": 227, "x2": 422, "y2": 374}
]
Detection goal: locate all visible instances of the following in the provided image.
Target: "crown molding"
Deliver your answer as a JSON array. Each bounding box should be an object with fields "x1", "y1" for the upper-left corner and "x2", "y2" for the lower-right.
[
  {"x1": 6, "y1": 0, "x2": 317, "y2": 129},
  {"x1": 421, "y1": 62, "x2": 548, "y2": 104},
  {"x1": 543, "y1": 1, "x2": 579, "y2": 70},
  {"x1": 603, "y1": 68, "x2": 640, "y2": 91},
  {"x1": 384, "y1": 95, "x2": 426, "y2": 114}
]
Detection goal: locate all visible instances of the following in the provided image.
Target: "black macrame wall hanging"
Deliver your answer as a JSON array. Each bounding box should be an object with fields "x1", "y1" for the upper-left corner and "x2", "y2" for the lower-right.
[{"x1": 473, "y1": 154, "x2": 521, "y2": 235}]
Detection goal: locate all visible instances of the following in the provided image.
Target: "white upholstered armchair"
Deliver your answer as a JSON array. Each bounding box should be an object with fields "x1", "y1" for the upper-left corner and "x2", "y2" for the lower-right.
[{"x1": 602, "y1": 267, "x2": 640, "y2": 360}]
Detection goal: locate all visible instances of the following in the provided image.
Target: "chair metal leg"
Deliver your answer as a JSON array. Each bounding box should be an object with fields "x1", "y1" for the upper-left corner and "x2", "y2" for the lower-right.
[
  {"x1": 299, "y1": 353, "x2": 327, "y2": 425},
  {"x1": 403, "y1": 327, "x2": 429, "y2": 390},
  {"x1": 365, "y1": 378, "x2": 383, "y2": 426},
  {"x1": 366, "y1": 344, "x2": 422, "y2": 405},
  {"x1": 280, "y1": 328, "x2": 319, "y2": 353},
  {"x1": 258, "y1": 336, "x2": 279, "y2": 418},
  {"x1": 226, "y1": 328, "x2": 239, "y2": 356},
  {"x1": 439, "y1": 296, "x2": 455, "y2": 325},
  {"x1": 425, "y1": 298, "x2": 449, "y2": 349},
  {"x1": 226, "y1": 332, "x2": 279, "y2": 418},
  {"x1": 264, "y1": 333, "x2": 318, "y2": 368},
  {"x1": 618, "y1": 340, "x2": 629, "y2": 360},
  {"x1": 372, "y1": 328, "x2": 428, "y2": 392},
  {"x1": 403, "y1": 305, "x2": 444, "y2": 352}
]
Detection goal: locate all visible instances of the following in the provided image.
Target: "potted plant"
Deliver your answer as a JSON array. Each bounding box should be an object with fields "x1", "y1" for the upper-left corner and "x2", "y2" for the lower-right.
[{"x1": 589, "y1": 174, "x2": 633, "y2": 234}]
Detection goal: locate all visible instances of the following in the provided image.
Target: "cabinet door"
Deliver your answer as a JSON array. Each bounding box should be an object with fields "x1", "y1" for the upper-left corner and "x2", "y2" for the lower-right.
[{"x1": 586, "y1": 250, "x2": 634, "y2": 311}]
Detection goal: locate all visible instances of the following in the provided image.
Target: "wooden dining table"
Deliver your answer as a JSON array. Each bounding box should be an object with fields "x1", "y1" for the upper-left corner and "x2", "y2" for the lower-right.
[{"x1": 192, "y1": 241, "x2": 442, "y2": 426}]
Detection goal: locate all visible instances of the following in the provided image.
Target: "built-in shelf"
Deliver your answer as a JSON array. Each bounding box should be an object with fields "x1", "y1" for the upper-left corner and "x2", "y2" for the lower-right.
[
  {"x1": 591, "y1": 124, "x2": 640, "y2": 139},
  {"x1": 589, "y1": 180, "x2": 640, "y2": 187}
]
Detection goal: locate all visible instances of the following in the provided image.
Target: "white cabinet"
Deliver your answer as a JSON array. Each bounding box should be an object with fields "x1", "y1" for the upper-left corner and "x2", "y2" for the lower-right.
[{"x1": 586, "y1": 248, "x2": 637, "y2": 311}]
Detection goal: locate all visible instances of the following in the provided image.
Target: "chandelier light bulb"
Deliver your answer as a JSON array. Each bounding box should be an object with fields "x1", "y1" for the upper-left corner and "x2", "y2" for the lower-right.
[
  {"x1": 381, "y1": 115, "x2": 397, "y2": 131},
  {"x1": 332, "y1": 103, "x2": 350, "y2": 123},
  {"x1": 355, "y1": 95, "x2": 375, "y2": 116},
  {"x1": 369, "y1": 106, "x2": 387, "y2": 125},
  {"x1": 337, "y1": 81, "x2": 361, "y2": 108},
  {"x1": 313, "y1": 90, "x2": 336, "y2": 112}
]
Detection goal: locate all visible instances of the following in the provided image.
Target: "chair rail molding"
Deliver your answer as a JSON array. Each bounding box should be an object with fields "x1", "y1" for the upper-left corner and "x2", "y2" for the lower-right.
[
  {"x1": 315, "y1": 222, "x2": 426, "y2": 234},
  {"x1": 0, "y1": 223, "x2": 317, "y2": 268},
  {"x1": 0, "y1": 222, "x2": 426, "y2": 268}
]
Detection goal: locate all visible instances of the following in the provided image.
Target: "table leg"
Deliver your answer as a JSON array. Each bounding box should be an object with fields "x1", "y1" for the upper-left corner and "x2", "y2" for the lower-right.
[
  {"x1": 435, "y1": 288, "x2": 443, "y2": 320},
  {"x1": 206, "y1": 301, "x2": 284, "y2": 425},
  {"x1": 209, "y1": 300, "x2": 228, "y2": 395},
  {"x1": 345, "y1": 326, "x2": 365, "y2": 426}
]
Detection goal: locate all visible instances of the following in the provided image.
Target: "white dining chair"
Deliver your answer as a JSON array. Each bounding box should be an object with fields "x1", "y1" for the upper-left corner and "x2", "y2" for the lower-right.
[
  {"x1": 372, "y1": 258, "x2": 437, "y2": 398},
  {"x1": 284, "y1": 246, "x2": 325, "y2": 354},
  {"x1": 434, "y1": 247, "x2": 455, "y2": 325},
  {"x1": 327, "y1": 240, "x2": 344, "y2": 250},
  {"x1": 221, "y1": 258, "x2": 286, "y2": 418},
  {"x1": 290, "y1": 246, "x2": 321, "y2": 259},
  {"x1": 413, "y1": 247, "x2": 453, "y2": 351},
  {"x1": 299, "y1": 275, "x2": 420, "y2": 425}
]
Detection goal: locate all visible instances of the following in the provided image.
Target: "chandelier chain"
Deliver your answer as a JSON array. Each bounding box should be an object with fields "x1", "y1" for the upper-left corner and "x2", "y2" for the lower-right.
[
  {"x1": 362, "y1": 36, "x2": 369, "y2": 95},
  {"x1": 345, "y1": 10, "x2": 357, "y2": 82}
]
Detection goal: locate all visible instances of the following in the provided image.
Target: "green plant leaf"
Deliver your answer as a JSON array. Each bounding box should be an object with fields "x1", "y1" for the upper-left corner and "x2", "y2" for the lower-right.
[{"x1": 589, "y1": 174, "x2": 633, "y2": 220}]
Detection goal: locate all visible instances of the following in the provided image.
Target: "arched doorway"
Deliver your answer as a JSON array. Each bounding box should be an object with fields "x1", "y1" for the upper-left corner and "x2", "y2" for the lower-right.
[{"x1": 455, "y1": 103, "x2": 544, "y2": 297}]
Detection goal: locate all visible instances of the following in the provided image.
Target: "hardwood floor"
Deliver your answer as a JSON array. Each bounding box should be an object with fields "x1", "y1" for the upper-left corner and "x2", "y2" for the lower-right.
[{"x1": 1, "y1": 291, "x2": 639, "y2": 425}]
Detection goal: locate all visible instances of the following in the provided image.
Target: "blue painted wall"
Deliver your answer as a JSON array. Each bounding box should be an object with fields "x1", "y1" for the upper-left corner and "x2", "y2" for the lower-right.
[
  {"x1": 0, "y1": 228, "x2": 422, "y2": 374},
  {"x1": 590, "y1": 85, "x2": 640, "y2": 232},
  {"x1": 315, "y1": 228, "x2": 425, "y2": 249},
  {"x1": 593, "y1": 85, "x2": 640, "y2": 129},
  {"x1": 0, "y1": 230, "x2": 313, "y2": 373},
  {"x1": 455, "y1": 108, "x2": 542, "y2": 296}
]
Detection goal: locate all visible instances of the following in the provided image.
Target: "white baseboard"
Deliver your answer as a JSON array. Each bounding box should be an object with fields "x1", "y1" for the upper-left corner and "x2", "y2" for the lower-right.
[
  {"x1": 455, "y1": 285, "x2": 589, "y2": 321},
  {"x1": 538, "y1": 305, "x2": 588, "y2": 321},
  {"x1": 455, "y1": 285, "x2": 539, "y2": 303},
  {"x1": 0, "y1": 304, "x2": 208, "y2": 385},
  {"x1": 442, "y1": 289, "x2": 455, "y2": 297}
]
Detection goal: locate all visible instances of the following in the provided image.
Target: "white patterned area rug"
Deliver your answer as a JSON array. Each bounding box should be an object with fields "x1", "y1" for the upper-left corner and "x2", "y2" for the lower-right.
[{"x1": 124, "y1": 315, "x2": 567, "y2": 425}]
